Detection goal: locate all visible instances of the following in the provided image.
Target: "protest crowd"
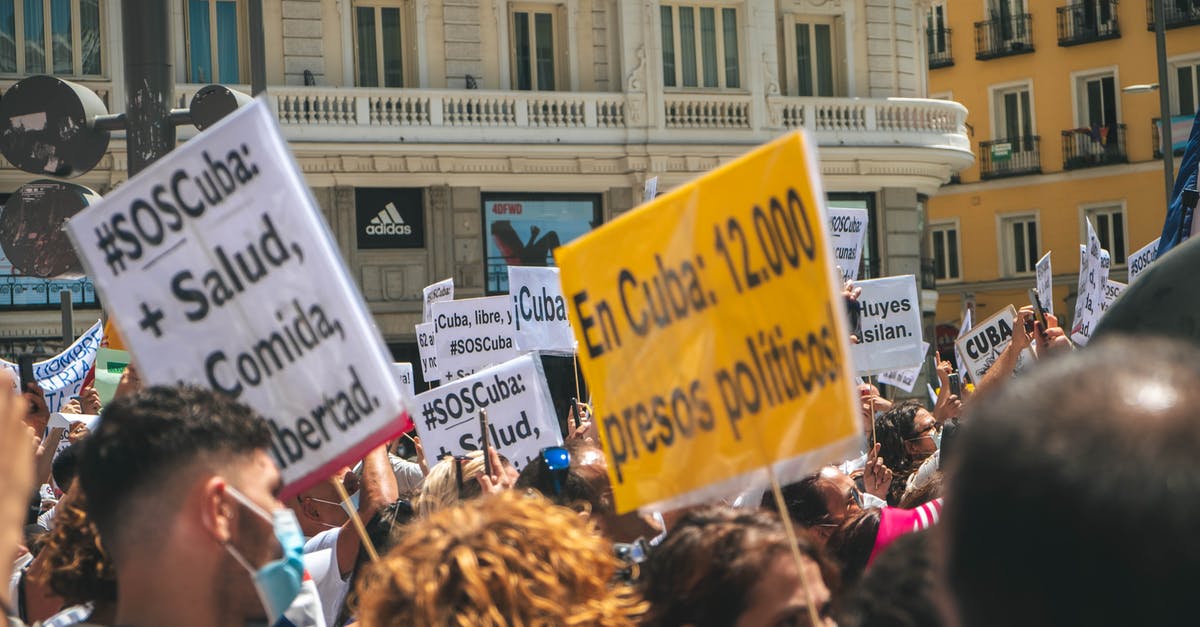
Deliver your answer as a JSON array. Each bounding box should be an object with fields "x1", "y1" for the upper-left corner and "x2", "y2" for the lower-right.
[{"x1": 2, "y1": 99, "x2": 1199, "y2": 627}]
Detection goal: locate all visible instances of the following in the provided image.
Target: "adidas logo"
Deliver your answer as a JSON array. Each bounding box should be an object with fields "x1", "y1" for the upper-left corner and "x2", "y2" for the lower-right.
[{"x1": 366, "y1": 202, "x2": 413, "y2": 235}]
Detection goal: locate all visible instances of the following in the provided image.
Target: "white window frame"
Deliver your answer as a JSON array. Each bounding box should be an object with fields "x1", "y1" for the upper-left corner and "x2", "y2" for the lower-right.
[
  {"x1": 988, "y1": 79, "x2": 1036, "y2": 141},
  {"x1": 927, "y1": 2, "x2": 949, "y2": 54},
  {"x1": 997, "y1": 211, "x2": 1040, "y2": 277},
  {"x1": 1168, "y1": 53, "x2": 1200, "y2": 117},
  {"x1": 351, "y1": 0, "x2": 414, "y2": 88},
  {"x1": 0, "y1": 0, "x2": 106, "y2": 77},
  {"x1": 183, "y1": 0, "x2": 248, "y2": 84},
  {"x1": 782, "y1": 13, "x2": 843, "y2": 97},
  {"x1": 660, "y1": 2, "x2": 744, "y2": 92},
  {"x1": 930, "y1": 219, "x2": 962, "y2": 283},
  {"x1": 508, "y1": 3, "x2": 566, "y2": 91},
  {"x1": 1070, "y1": 66, "x2": 1121, "y2": 128},
  {"x1": 1081, "y1": 201, "x2": 1128, "y2": 267}
]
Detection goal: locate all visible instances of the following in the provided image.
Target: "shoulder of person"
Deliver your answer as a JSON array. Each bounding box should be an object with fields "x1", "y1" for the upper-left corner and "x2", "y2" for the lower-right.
[{"x1": 304, "y1": 525, "x2": 341, "y2": 554}]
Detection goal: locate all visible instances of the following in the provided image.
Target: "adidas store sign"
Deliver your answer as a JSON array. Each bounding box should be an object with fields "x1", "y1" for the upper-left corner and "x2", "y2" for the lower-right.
[
  {"x1": 366, "y1": 203, "x2": 413, "y2": 235},
  {"x1": 355, "y1": 188, "x2": 425, "y2": 249}
]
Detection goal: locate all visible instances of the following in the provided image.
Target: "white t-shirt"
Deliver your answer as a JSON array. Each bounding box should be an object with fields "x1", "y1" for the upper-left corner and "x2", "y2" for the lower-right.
[
  {"x1": 304, "y1": 528, "x2": 351, "y2": 627},
  {"x1": 388, "y1": 454, "x2": 424, "y2": 496}
]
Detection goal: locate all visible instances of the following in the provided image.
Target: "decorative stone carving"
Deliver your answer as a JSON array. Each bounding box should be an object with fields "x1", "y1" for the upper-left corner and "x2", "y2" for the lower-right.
[{"x1": 626, "y1": 45, "x2": 646, "y2": 93}]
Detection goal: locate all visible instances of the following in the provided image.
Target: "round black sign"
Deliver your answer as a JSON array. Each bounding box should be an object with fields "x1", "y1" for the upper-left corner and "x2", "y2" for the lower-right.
[
  {"x1": 0, "y1": 179, "x2": 100, "y2": 278},
  {"x1": 0, "y1": 75, "x2": 110, "y2": 178}
]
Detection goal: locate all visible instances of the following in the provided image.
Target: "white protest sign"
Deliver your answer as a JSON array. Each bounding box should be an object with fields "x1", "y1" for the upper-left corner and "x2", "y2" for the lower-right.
[
  {"x1": 422, "y1": 278, "x2": 454, "y2": 324},
  {"x1": 1070, "y1": 221, "x2": 1104, "y2": 346},
  {"x1": 850, "y1": 275, "x2": 924, "y2": 375},
  {"x1": 392, "y1": 362, "x2": 415, "y2": 398},
  {"x1": 1035, "y1": 251, "x2": 1054, "y2": 317},
  {"x1": 927, "y1": 383, "x2": 938, "y2": 406},
  {"x1": 643, "y1": 176, "x2": 658, "y2": 203},
  {"x1": 1127, "y1": 238, "x2": 1160, "y2": 283},
  {"x1": 1100, "y1": 280, "x2": 1126, "y2": 313},
  {"x1": 0, "y1": 320, "x2": 104, "y2": 413},
  {"x1": 411, "y1": 354, "x2": 561, "y2": 470},
  {"x1": 828, "y1": 207, "x2": 869, "y2": 281},
  {"x1": 1099, "y1": 249, "x2": 1111, "y2": 286},
  {"x1": 508, "y1": 266, "x2": 574, "y2": 355},
  {"x1": 877, "y1": 341, "x2": 929, "y2": 393},
  {"x1": 64, "y1": 100, "x2": 409, "y2": 497},
  {"x1": 432, "y1": 295, "x2": 520, "y2": 381},
  {"x1": 955, "y1": 306, "x2": 1029, "y2": 381},
  {"x1": 48, "y1": 412, "x2": 100, "y2": 432},
  {"x1": 415, "y1": 322, "x2": 439, "y2": 383}
]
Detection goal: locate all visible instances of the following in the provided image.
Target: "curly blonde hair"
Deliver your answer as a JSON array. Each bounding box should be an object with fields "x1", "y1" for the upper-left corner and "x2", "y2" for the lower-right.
[
  {"x1": 356, "y1": 491, "x2": 647, "y2": 626},
  {"x1": 31, "y1": 485, "x2": 117, "y2": 606}
]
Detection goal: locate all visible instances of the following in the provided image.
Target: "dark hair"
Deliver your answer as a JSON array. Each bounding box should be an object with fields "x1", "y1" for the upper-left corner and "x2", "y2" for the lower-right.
[
  {"x1": 944, "y1": 337, "x2": 1200, "y2": 627},
  {"x1": 639, "y1": 507, "x2": 838, "y2": 627},
  {"x1": 335, "y1": 499, "x2": 416, "y2": 627},
  {"x1": 33, "y1": 488, "x2": 117, "y2": 606},
  {"x1": 826, "y1": 508, "x2": 880, "y2": 589},
  {"x1": 52, "y1": 441, "x2": 83, "y2": 491},
  {"x1": 875, "y1": 400, "x2": 924, "y2": 505},
  {"x1": 840, "y1": 530, "x2": 943, "y2": 627},
  {"x1": 760, "y1": 471, "x2": 832, "y2": 527},
  {"x1": 515, "y1": 439, "x2": 610, "y2": 515},
  {"x1": 79, "y1": 385, "x2": 272, "y2": 557}
]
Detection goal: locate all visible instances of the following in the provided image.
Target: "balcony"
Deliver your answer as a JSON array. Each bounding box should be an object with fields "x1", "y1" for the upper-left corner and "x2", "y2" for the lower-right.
[
  {"x1": 928, "y1": 28, "x2": 954, "y2": 69},
  {"x1": 1062, "y1": 124, "x2": 1127, "y2": 169},
  {"x1": 1152, "y1": 116, "x2": 1192, "y2": 158},
  {"x1": 980, "y1": 136, "x2": 1041, "y2": 179},
  {"x1": 1058, "y1": 1, "x2": 1121, "y2": 45},
  {"x1": 975, "y1": 14, "x2": 1035, "y2": 60},
  {"x1": 1146, "y1": 0, "x2": 1200, "y2": 30}
]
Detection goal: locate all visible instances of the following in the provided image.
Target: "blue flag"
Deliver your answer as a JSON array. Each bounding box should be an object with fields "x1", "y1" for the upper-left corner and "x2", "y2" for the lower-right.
[{"x1": 1156, "y1": 106, "x2": 1200, "y2": 258}]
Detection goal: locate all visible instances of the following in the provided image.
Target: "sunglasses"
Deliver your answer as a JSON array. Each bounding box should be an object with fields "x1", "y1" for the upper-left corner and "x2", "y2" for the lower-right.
[
  {"x1": 449, "y1": 454, "x2": 471, "y2": 499},
  {"x1": 540, "y1": 446, "x2": 570, "y2": 496}
]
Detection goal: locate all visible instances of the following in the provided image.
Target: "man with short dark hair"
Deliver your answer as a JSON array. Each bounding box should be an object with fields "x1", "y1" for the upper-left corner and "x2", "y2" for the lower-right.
[
  {"x1": 79, "y1": 385, "x2": 300, "y2": 627},
  {"x1": 942, "y1": 337, "x2": 1200, "y2": 627}
]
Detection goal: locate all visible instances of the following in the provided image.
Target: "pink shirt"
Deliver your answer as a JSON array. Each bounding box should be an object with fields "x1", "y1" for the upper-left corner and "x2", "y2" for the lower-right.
[{"x1": 868, "y1": 498, "x2": 944, "y2": 564}]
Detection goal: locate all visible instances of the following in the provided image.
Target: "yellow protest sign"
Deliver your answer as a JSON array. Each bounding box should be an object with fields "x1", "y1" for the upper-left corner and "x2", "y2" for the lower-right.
[{"x1": 556, "y1": 132, "x2": 860, "y2": 513}]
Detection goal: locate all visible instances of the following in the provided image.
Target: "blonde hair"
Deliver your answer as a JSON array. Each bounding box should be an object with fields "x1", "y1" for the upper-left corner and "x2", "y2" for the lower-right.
[
  {"x1": 357, "y1": 491, "x2": 647, "y2": 626},
  {"x1": 416, "y1": 450, "x2": 487, "y2": 518}
]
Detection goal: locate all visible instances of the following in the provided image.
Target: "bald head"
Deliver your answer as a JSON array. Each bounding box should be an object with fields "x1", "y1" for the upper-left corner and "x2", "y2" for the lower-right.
[{"x1": 943, "y1": 336, "x2": 1200, "y2": 627}]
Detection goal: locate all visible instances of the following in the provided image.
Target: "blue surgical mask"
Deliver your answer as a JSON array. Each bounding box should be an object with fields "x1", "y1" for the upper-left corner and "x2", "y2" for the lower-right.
[{"x1": 225, "y1": 485, "x2": 306, "y2": 623}]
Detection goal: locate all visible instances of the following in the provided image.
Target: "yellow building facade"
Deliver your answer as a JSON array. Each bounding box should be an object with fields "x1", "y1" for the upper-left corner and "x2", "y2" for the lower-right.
[{"x1": 923, "y1": 0, "x2": 1198, "y2": 355}]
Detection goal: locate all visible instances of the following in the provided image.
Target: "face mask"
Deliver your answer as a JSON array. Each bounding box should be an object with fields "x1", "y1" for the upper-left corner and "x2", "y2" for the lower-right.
[
  {"x1": 931, "y1": 428, "x2": 943, "y2": 451},
  {"x1": 224, "y1": 485, "x2": 306, "y2": 623}
]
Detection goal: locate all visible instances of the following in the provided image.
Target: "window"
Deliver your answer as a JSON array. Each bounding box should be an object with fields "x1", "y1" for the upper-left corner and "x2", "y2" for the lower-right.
[
  {"x1": 660, "y1": 4, "x2": 740, "y2": 89},
  {"x1": 1002, "y1": 214, "x2": 1039, "y2": 275},
  {"x1": 793, "y1": 17, "x2": 836, "y2": 96},
  {"x1": 1174, "y1": 59, "x2": 1200, "y2": 116},
  {"x1": 1076, "y1": 73, "x2": 1117, "y2": 128},
  {"x1": 354, "y1": 2, "x2": 407, "y2": 87},
  {"x1": 510, "y1": 6, "x2": 561, "y2": 91},
  {"x1": 927, "y1": 3, "x2": 948, "y2": 54},
  {"x1": 931, "y1": 222, "x2": 961, "y2": 281},
  {"x1": 185, "y1": 0, "x2": 243, "y2": 83},
  {"x1": 993, "y1": 83, "x2": 1035, "y2": 150},
  {"x1": 1085, "y1": 205, "x2": 1126, "y2": 265},
  {"x1": 0, "y1": 0, "x2": 103, "y2": 76}
]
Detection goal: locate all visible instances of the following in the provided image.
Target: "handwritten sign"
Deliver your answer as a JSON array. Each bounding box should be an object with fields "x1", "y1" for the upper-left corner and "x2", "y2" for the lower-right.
[
  {"x1": 0, "y1": 320, "x2": 104, "y2": 413},
  {"x1": 432, "y1": 296, "x2": 520, "y2": 381},
  {"x1": 508, "y1": 266, "x2": 574, "y2": 355},
  {"x1": 850, "y1": 275, "x2": 924, "y2": 375},
  {"x1": 556, "y1": 131, "x2": 859, "y2": 513},
  {"x1": 411, "y1": 354, "x2": 560, "y2": 470},
  {"x1": 422, "y1": 278, "x2": 454, "y2": 324},
  {"x1": 64, "y1": 100, "x2": 410, "y2": 497},
  {"x1": 828, "y1": 207, "x2": 868, "y2": 282}
]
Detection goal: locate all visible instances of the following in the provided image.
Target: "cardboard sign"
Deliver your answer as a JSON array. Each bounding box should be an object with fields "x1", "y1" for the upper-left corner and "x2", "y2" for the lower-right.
[
  {"x1": 64, "y1": 100, "x2": 410, "y2": 497},
  {"x1": 1071, "y1": 221, "x2": 1104, "y2": 345},
  {"x1": 431, "y1": 295, "x2": 520, "y2": 381},
  {"x1": 508, "y1": 266, "x2": 575, "y2": 355},
  {"x1": 955, "y1": 306, "x2": 1025, "y2": 381},
  {"x1": 0, "y1": 320, "x2": 103, "y2": 413},
  {"x1": 392, "y1": 362, "x2": 415, "y2": 399},
  {"x1": 1035, "y1": 251, "x2": 1053, "y2": 317},
  {"x1": 415, "y1": 322, "x2": 439, "y2": 383},
  {"x1": 1127, "y1": 238, "x2": 1160, "y2": 284},
  {"x1": 850, "y1": 275, "x2": 924, "y2": 375},
  {"x1": 877, "y1": 341, "x2": 929, "y2": 393},
  {"x1": 411, "y1": 354, "x2": 561, "y2": 470},
  {"x1": 1100, "y1": 280, "x2": 1126, "y2": 313},
  {"x1": 93, "y1": 347, "x2": 130, "y2": 405},
  {"x1": 828, "y1": 207, "x2": 868, "y2": 282},
  {"x1": 556, "y1": 131, "x2": 859, "y2": 513},
  {"x1": 422, "y1": 278, "x2": 453, "y2": 324}
]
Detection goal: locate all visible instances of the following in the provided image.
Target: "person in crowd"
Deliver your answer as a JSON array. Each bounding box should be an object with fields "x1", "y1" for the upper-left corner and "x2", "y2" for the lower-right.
[
  {"x1": 78, "y1": 385, "x2": 300, "y2": 627},
  {"x1": 761, "y1": 464, "x2": 888, "y2": 545},
  {"x1": 29, "y1": 485, "x2": 117, "y2": 626},
  {"x1": 838, "y1": 530, "x2": 943, "y2": 627},
  {"x1": 640, "y1": 506, "x2": 838, "y2": 627},
  {"x1": 515, "y1": 440, "x2": 662, "y2": 544},
  {"x1": 827, "y1": 498, "x2": 942, "y2": 589},
  {"x1": 332, "y1": 499, "x2": 414, "y2": 627},
  {"x1": 415, "y1": 448, "x2": 518, "y2": 518},
  {"x1": 942, "y1": 336, "x2": 1200, "y2": 627},
  {"x1": 874, "y1": 401, "x2": 938, "y2": 505},
  {"x1": 2, "y1": 372, "x2": 35, "y2": 618},
  {"x1": 355, "y1": 491, "x2": 646, "y2": 626},
  {"x1": 289, "y1": 466, "x2": 362, "y2": 538},
  {"x1": 386, "y1": 436, "x2": 424, "y2": 498}
]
